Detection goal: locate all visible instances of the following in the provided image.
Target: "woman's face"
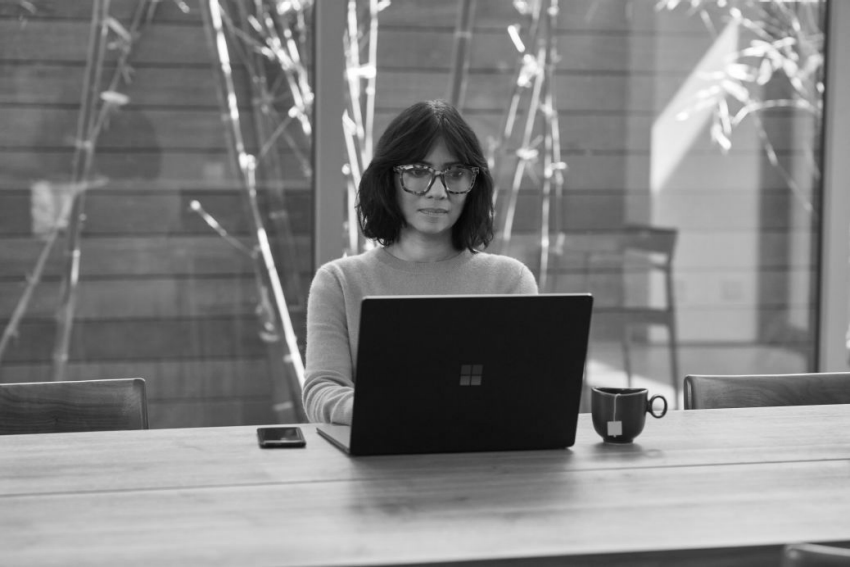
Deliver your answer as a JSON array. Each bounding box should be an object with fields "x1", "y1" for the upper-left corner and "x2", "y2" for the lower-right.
[{"x1": 394, "y1": 139, "x2": 468, "y2": 243}]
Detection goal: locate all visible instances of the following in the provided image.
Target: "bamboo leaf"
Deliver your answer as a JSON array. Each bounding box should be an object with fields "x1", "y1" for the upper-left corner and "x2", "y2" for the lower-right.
[
  {"x1": 513, "y1": 0, "x2": 533, "y2": 16},
  {"x1": 725, "y1": 63, "x2": 752, "y2": 81},
  {"x1": 756, "y1": 58, "x2": 773, "y2": 85},
  {"x1": 695, "y1": 84, "x2": 723, "y2": 100},
  {"x1": 718, "y1": 97, "x2": 732, "y2": 136},
  {"x1": 106, "y1": 16, "x2": 132, "y2": 42},
  {"x1": 783, "y1": 57, "x2": 799, "y2": 78},
  {"x1": 789, "y1": 75, "x2": 806, "y2": 95},
  {"x1": 517, "y1": 54, "x2": 541, "y2": 87},
  {"x1": 507, "y1": 24, "x2": 525, "y2": 53},
  {"x1": 722, "y1": 79, "x2": 750, "y2": 103},
  {"x1": 710, "y1": 116, "x2": 731, "y2": 153},
  {"x1": 100, "y1": 90, "x2": 130, "y2": 106},
  {"x1": 171, "y1": 0, "x2": 190, "y2": 14},
  {"x1": 247, "y1": 14, "x2": 264, "y2": 34},
  {"x1": 741, "y1": 40, "x2": 772, "y2": 58}
]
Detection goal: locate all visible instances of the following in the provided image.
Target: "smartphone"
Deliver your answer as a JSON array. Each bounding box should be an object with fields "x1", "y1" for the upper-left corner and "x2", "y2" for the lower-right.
[{"x1": 257, "y1": 426, "x2": 306, "y2": 449}]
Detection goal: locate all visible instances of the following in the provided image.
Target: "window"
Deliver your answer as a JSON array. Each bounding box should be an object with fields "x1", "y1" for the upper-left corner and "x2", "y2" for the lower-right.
[
  {"x1": 353, "y1": 0, "x2": 831, "y2": 406},
  {"x1": 0, "y1": 0, "x2": 311, "y2": 426}
]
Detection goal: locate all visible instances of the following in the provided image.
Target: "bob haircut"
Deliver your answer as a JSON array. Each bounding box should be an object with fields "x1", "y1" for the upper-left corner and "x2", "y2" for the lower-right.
[{"x1": 357, "y1": 100, "x2": 494, "y2": 251}]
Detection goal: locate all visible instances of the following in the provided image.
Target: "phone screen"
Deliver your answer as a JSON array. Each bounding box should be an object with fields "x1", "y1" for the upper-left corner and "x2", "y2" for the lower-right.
[{"x1": 257, "y1": 426, "x2": 306, "y2": 448}]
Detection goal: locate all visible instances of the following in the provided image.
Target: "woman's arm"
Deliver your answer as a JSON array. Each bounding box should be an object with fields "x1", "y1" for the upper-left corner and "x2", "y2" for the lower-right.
[{"x1": 302, "y1": 266, "x2": 355, "y2": 424}]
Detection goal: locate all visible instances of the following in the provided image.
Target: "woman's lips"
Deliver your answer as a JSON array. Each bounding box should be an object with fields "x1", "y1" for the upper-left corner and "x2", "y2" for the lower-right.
[{"x1": 418, "y1": 208, "x2": 449, "y2": 216}]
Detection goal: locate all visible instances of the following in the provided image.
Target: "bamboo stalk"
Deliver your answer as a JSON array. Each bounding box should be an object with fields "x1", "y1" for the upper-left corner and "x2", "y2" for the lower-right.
[
  {"x1": 363, "y1": 0, "x2": 379, "y2": 165},
  {"x1": 0, "y1": 206, "x2": 66, "y2": 370},
  {"x1": 345, "y1": 0, "x2": 366, "y2": 160},
  {"x1": 537, "y1": 1, "x2": 559, "y2": 291},
  {"x1": 342, "y1": 0, "x2": 374, "y2": 254},
  {"x1": 446, "y1": 0, "x2": 476, "y2": 108},
  {"x1": 490, "y1": 0, "x2": 544, "y2": 210},
  {"x1": 500, "y1": 38, "x2": 548, "y2": 250},
  {"x1": 343, "y1": 110, "x2": 363, "y2": 255},
  {"x1": 51, "y1": 0, "x2": 112, "y2": 382},
  {"x1": 200, "y1": 0, "x2": 306, "y2": 421},
  {"x1": 231, "y1": 0, "x2": 306, "y2": 309},
  {"x1": 50, "y1": 0, "x2": 156, "y2": 380}
]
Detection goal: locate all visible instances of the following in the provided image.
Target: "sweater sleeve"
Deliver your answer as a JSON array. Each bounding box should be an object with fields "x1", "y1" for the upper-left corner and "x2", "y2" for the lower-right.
[
  {"x1": 510, "y1": 263, "x2": 539, "y2": 294},
  {"x1": 302, "y1": 266, "x2": 355, "y2": 424}
]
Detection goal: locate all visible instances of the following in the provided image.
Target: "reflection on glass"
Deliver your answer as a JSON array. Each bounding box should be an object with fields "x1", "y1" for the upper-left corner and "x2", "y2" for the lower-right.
[
  {"x1": 365, "y1": 0, "x2": 827, "y2": 407},
  {"x1": 0, "y1": 1, "x2": 314, "y2": 427},
  {"x1": 0, "y1": 0, "x2": 831, "y2": 424}
]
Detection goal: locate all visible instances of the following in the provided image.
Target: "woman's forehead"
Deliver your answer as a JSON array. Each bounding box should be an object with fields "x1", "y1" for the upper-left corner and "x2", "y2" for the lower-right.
[{"x1": 419, "y1": 138, "x2": 462, "y2": 164}]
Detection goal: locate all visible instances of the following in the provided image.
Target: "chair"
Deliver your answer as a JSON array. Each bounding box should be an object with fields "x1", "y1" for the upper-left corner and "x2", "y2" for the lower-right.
[
  {"x1": 551, "y1": 225, "x2": 680, "y2": 400},
  {"x1": 781, "y1": 543, "x2": 850, "y2": 566},
  {"x1": 0, "y1": 378, "x2": 149, "y2": 435},
  {"x1": 616, "y1": 225, "x2": 679, "y2": 400},
  {"x1": 683, "y1": 372, "x2": 850, "y2": 410}
]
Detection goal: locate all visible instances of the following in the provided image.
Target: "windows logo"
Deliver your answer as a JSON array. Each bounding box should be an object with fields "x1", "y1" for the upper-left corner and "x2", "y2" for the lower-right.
[{"x1": 459, "y1": 364, "x2": 483, "y2": 386}]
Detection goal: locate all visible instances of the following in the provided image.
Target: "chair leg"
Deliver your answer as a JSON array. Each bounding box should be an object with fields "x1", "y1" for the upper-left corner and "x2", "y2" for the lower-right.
[
  {"x1": 668, "y1": 319, "x2": 680, "y2": 407},
  {"x1": 621, "y1": 322, "x2": 633, "y2": 388}
]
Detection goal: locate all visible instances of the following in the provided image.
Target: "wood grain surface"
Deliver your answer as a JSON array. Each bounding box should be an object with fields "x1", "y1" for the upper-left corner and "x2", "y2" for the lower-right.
[{"x1": 2, "y1": 405, "x2": 849, "y2": 566}]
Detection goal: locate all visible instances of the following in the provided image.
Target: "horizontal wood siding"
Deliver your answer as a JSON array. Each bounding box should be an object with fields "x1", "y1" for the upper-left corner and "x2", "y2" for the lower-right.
[
  {"x1": 372, "y1": 0, "x2": 817, "y2": 352},
  {"x1": 1, "y1": 0, "x2": 819, "y2": 418},
  {"x1": 0, "y1": 0, "x2": 311, "y2": 426}
]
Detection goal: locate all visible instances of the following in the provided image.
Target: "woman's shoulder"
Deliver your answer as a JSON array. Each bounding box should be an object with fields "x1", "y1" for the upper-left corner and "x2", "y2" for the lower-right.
[
  {"x1": 319, "y1": 249, "x2": 377, "y2": 271},
  {"x1": 467, "y1": 250, "x2": 538, "y2": 294},
  {"x1": 468, "y1": 250, "x2": 530, "y2": 273},
  {"x1": 317, "y1": 247, "x2": 383, "y2": 276}
]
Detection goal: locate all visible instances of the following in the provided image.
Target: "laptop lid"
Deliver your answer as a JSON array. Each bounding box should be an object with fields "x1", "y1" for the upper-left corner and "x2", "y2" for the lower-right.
[{"x1": 318, "y1": 293, "x2": 593, "y2": 457}]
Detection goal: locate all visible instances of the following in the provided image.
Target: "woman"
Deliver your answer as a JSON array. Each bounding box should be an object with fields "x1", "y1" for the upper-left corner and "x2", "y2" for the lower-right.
[{"x1": 303, "y1": 100, "x2": 538, "y2": 424}]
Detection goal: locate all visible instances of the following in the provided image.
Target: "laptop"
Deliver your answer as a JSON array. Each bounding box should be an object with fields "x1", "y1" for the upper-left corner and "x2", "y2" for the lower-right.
[{"x1": 316, "y1": 293, "x2": 593, "y2": 456}]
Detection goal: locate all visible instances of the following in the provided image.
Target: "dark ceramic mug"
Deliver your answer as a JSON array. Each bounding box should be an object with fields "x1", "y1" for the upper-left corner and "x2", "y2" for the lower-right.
[{"x1": 591, "y1": 387, "x2": 668, "y2": 443}]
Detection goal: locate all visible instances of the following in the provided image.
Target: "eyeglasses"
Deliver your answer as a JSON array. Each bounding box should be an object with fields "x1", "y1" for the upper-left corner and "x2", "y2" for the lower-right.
[{"x1": 393, "y1": 164, "x2": 479, "y2": 195}]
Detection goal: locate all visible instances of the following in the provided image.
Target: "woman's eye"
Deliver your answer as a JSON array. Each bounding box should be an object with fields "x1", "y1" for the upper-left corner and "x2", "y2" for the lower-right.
[{"x1": 408, "y1": 168, "x2": 431, "y2": 178}]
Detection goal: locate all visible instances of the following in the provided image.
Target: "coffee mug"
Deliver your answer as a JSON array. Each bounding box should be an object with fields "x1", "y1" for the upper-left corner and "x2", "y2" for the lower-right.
[{"x1": 591, "y1": 387, "x2": 668, "y2": 443}]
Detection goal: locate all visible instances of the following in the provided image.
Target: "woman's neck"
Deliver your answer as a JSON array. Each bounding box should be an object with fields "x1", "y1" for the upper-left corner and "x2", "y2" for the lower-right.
[{"x1": 387, "y1": 232, "x2": 460, "y2": 263}]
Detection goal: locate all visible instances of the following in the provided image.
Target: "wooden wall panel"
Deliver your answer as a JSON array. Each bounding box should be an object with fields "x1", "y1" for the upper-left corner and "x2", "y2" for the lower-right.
[
  {"x1": 0, "y1": 277, "x2": 312, "y2": 320},
  {"x1": 376, "y1": 29, "x2": 708, "y2": 74},
  {"x1": 1, "y1": 0, "x2": 313, "y2": 427},
  {"x1": 507, "y1": 189, "x2": 805, "y2": 233},
  {"x1": 0, "y1": 150, "x2": 310, "y2": 190},
  {"x1": 0, "y1": 189, "x2": 311, "y2": 237},
  {"x1": 378, "y1": 0, "x2": 705, "y2": 34},
  {"x1": 0, "y1": 21, "x2": 211, "y2": 64},
  {"x1": 0, "y1": 62, "x2": 254, "y2": 107},
  {"x1": 1, "y1": 317, "x2": 288, "y2": 363},
  {"x1": 0, "y1": 235, "x2": 311, "y2": 278},
  {"x1": 0, "y1": 0, "x2": 200, "y2": 23},
  {"x1": 0, "y1": 0, "x2": 820, "y2": 420},
  {"x1": 372, "y1": 108, "x2": 804, "y2": 154}
]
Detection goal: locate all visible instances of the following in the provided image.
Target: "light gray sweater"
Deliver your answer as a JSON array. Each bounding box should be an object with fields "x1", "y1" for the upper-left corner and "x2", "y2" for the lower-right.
[{"x1": 302, "y1": 247, "x2": 538, "y2": 424}]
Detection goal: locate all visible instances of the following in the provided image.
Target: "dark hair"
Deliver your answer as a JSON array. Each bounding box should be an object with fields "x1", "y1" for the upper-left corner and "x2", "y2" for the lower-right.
[{"x1": 356, "y1": 100, "x2": 494, "y2": 251}]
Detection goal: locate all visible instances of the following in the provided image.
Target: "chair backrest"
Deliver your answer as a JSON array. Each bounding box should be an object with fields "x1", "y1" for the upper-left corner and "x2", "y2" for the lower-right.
[
  {"x1": 781, "y1": 543, "x2": 850, "y2": 566},
  {"x1": 0, "y1": 378, "x2": 149, "y2": 435},
  {"x1": 684, "y1": 372, "x2": 850, "y2": 410},
  {"x1": 620, "y1": 225, "x2": 677, "y2": 265}
]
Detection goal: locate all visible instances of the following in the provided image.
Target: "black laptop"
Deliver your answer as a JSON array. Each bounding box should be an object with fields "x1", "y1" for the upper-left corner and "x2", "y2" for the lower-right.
[{"x1": 316, "y1": 293, "x2": 593, "y2": 456}]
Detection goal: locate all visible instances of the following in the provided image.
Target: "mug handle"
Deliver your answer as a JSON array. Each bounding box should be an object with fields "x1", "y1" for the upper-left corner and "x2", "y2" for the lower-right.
[{"x1": 648, "y1": 395, "x2": 668, "y2": 418}]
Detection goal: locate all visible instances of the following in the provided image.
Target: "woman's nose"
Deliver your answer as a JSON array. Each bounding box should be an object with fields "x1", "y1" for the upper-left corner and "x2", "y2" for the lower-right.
[{"x1": 430, "y1": 174, "x2": 448, "y2": 198}]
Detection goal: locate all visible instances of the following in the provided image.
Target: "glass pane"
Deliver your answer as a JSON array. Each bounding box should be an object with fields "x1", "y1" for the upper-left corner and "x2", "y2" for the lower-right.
[
  {"x1": 0, "y1": 1, "x2": 313, "y2": 427},
  {"x1": 360, "y1": 0, "x2": 827, "y2": 407}
]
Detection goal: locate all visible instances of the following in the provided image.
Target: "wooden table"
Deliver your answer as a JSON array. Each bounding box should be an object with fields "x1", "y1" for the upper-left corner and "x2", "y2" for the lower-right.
[{"x1": 2, "y1": 405, "x2": 850, "y2": 566}]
